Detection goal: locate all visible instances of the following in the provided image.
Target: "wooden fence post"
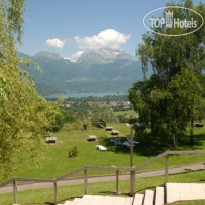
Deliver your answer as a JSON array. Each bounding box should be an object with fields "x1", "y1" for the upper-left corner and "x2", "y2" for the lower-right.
[
  {"x1": 84, "y1": 168, "x2": 88, "y2": 195},
  {"x1": 54, "y1": 181, "x2": 58, "y2": 205},
  {"x1": 130, "y1": 169, "x2": 135, "y2": 196},
  {"x1": 116, "y1": 170, "x2": 119, "y2": 194},
  {"x1": 13, "y1": 179, "x2": 17, "y2": 204},
  {"x1": 165, "y1": 155, "x2": 169, "y2": 183}
]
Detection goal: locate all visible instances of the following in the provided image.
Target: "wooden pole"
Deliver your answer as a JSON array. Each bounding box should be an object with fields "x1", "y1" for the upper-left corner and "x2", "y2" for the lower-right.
[
  {"x1": 13, "y1": 180, "x2": 17, "y2": 204},
  {"x1": 165, "y1": 155, "x2": 169, "y2": 183},
  {"x1": 84, "y1": 169, "x2": 88, "y2": 195},
  {"x1": 130, "y1": 170, "x2": 135, "y2": 196},
  {"x1": 130, "y1": 125, "x2": 134, "y2": 167},
  {"x1": 116, "y1": 170, "x2": 119, "y2": 194},
  {"x1": 54, "y1": 181, "x2": 58, "y2": 205},
  {"x1": 130, "y1": 125, "x2": 135, "y2": 196}
]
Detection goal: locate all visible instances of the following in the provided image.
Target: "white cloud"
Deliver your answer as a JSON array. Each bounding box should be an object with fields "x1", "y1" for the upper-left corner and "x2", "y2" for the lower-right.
[
  {"x1": 64, "y1": 51, "x2": 84, "y2": 62},
  {"x1": 46, "y1": 38, "x2": 65, "y2": 48},
  {"x1": 74, "y1": 29, "x2": 130, "y2": 50}
]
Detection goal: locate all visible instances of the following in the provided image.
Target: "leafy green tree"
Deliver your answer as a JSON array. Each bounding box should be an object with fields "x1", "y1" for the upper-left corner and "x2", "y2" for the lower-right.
[
  {"x1": 130, "y1": 0, "x2": 205, "y2": 148},
  {"x1": 0, "y1": 0, "x2": 60, "y2": 179},
  {"x1": 90, "y1": 103, "x2": 118, "y2": 126},
  {"x1": 139, "y1": 0, "x2": 205, "y2": 80},
  {"x1": 168, "y1": 69, "x2": 204, "y2": 145}
]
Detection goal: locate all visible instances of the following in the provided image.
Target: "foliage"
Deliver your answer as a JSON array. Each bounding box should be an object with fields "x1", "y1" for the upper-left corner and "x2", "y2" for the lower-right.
[
  {"x1": 47, "y1": 109, "x2": 76, "y2": 132},
  {"x1": 68, "y1": 146, "x2": 79, "y2": 158},
  {"x1": 61, "y1": 118, "x2": 92, "y2": 131},
  {"x1": 115, "y1": 111, "x2": 138, "y2": 123},
  {"x1": 89, "y1": 103, "x2": 119, "y2": 126},
  {"x1": 130, "y1": 0, "x2": 205, "y2": 148},
  {"x1": 117, "y1": 115, "x2": 130, "y2": 123},
  {"x1": 138, "y1": 0, "x2": 205, "y2": 80},
  {"x1": 0, "y1": 0, "x2": 61, "y2": 179}
]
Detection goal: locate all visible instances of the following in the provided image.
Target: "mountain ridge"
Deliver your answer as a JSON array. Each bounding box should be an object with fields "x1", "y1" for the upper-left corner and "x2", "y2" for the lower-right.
[{"x1": 19, "y1": 49, "x2": 146, "y2": 96}]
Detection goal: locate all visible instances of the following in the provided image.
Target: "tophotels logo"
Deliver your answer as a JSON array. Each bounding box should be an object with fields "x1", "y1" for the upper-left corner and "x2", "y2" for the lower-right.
[
  {"x1": 143, "y1": 6, "x2": 204, "y2": 36},
  {"x1": 150, "y1": 10, "x2": 197, "y2": 29}
]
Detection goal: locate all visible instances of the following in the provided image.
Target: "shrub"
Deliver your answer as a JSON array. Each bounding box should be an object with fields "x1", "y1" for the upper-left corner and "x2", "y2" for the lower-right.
[{"x1": 68, "y1": 146, "x2": 79, "y2": 158}]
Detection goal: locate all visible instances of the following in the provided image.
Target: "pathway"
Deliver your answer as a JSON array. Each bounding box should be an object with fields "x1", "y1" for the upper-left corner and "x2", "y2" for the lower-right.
[{"x1": 0, "y1": 163, "x2": 204, "y2": 194}]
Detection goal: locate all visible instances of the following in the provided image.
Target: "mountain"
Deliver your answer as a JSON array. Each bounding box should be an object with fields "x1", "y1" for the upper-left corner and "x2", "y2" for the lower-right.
[
  {"x1": 34, "y1": 51, "x2": 63, "y2": 60},
  {"x1": 76, "y1": 48, "x2": 138, "y2": 65},
  {"x1": 19, "y1": 49, "x2": 147, "y2": 96}
]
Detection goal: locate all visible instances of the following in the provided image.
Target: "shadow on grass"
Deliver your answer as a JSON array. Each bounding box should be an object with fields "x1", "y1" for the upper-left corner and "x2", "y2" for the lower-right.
[
  {"x1": 136, "y1": 184, "x2": 163, "y2": 193},
  {"x1": 99, "y1": 133, "x2": 167, "y2": 157},
  {"x1": 55, "y1": 195, "x2": 83, "y2": 205},
  {"x1": 99, "y1": 128, "x2": 205, "y2": 157},
  {"x1": 16, "y1": 203, "x2": 53, "y2": 205},
  {"x1": 178, "y1": 130, "x2": 205, "y2": 150},
  {"x1": 98, "y1": 190, "x2": 130, "y2": 197}
]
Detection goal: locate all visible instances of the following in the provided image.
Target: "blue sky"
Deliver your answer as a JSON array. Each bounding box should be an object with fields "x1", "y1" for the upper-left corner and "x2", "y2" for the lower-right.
[{"x1": 19, "y1": 0, "x2": 203, "y2": 59}]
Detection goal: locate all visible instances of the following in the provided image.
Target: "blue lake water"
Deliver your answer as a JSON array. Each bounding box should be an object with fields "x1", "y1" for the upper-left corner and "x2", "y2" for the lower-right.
[{"x1": 45, "y1": 92, "x2": 125, "y2": 99}]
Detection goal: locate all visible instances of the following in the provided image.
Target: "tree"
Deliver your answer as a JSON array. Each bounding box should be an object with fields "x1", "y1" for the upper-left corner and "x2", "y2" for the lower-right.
[
  {"x1": 139, "y1": 0, "x2": 205, "y2": 80},
  {"x1": 130, "y1": 0, "x2": 205, "y2": 148},
  {"x1": 0, "y1": 0, "x2": 60, "y2": 179},
  {"x1": 168, "y1": 69, "x2": 204, "y2": 145},
  {"x1": 90, "y1": 103, "x2": 118, "y2": 126}
]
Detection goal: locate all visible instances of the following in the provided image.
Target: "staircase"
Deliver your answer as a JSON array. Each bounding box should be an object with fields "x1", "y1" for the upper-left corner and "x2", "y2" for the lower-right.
[{"x1": 58, "y1": 183, "x2": 205, "y2": 205}]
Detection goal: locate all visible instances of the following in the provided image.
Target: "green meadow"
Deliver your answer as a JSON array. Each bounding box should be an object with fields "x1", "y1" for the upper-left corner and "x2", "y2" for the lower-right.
[{"x1": 10, "y1": 123, "x2": 205, "y2": 179}]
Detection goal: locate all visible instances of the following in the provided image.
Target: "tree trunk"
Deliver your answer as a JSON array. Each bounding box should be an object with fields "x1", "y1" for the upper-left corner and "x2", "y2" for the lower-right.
[
  {"x1": 190, "y1": 118, "x2": 194, "y2": 145},
  {"x1": 173, "y1": 134, "x2": 178, "y2": 148}
]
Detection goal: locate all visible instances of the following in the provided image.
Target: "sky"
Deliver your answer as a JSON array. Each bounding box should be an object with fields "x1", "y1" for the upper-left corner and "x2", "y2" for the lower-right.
[{"x1": 19, "y1": 0, "x2": 204, "y2": 60}]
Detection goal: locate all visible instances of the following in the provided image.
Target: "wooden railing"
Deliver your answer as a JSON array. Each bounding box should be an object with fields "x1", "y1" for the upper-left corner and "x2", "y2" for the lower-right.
[{"x1": 0, "y1": 150, "x2": 204, "y2": 205}]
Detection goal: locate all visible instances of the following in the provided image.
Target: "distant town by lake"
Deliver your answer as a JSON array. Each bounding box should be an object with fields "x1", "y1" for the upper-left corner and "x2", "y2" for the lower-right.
[{"x1": 45, "y1": 92, "x2": 126, "y2": 99}]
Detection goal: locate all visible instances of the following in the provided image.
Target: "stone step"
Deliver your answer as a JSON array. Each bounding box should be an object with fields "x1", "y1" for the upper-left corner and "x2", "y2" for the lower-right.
[
  {"x1": 63, "y1": 200, "x2": 77, "y2": 205},
  {"x1": 73, "y1": 198, "x2": 81, "y2": 202},
  {"x1": 59, "y1": 183, "x2": 205, "y2": 205},
  {"x1": 82, "y1": 195, "x2": 106, "y2": 200},
  {"x1": 133, "y1": 193, "x2": 144, "y2": 205},
  {"x1": 143, "y1": 190, "x2": 154, "y2": 205},
  {"x1": 62, "y1": 195, "x2": 134, "y2": 205},
  {"x1": 166, "y1": 183, "x2": 205, "y2": 204},
  {"x1": 155, "y1": 187, "x2": 164, "y2": 205}
]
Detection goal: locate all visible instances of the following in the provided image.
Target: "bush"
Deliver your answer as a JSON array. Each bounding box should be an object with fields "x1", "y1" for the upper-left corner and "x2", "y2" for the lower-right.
[
  {"x1": 61, "y1": 118, "x2": 92, "y2": 131},
  {"x1": 68, "y1": 146, "x2": 79, "y2": 158},
  {"x1": 117, "y1": 115, "x2": 129, "y2": 123}
]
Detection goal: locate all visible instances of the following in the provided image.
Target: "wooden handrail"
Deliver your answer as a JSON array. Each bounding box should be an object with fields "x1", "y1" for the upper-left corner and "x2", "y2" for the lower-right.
[
  {"x1": 12, "y1": 177, "x2": 55, "y2": 183},
  {"x1": 0, "y1": 149, "x2": 204, "y2": 205},
  {"x1": 56, "y1": 167, "x2": 84, "y2": 181},
  {"x1": 168, "y1": 150, "x2": 205, "y2": 155},
  {"x1": 134, "y1": 150, "x2": 205, "y2": 171},
  {"x1": 0, "y1": 149, "x2": 204, "y2": 186},
  {"x1": 84, "y1": 166, "x2": 135, "y2": 171},
  {"x1": 0, "y1": 179, "x2": 12, "y2": 188},
  {"x1": 134, "y1": 151, "x2": 169, "y2": 171}
]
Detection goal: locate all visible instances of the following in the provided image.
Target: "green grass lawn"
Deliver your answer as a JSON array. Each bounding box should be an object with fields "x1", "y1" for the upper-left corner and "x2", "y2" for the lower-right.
[
  {"x1": 173, "y1": 201, "x2": 205, "y2": 205},
  {"x1": 0, "y1": 170, "x2": 204, "y2": 205},
  {"x1": 7, "y1": 123, "x2": 204, "y2": 181}
]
